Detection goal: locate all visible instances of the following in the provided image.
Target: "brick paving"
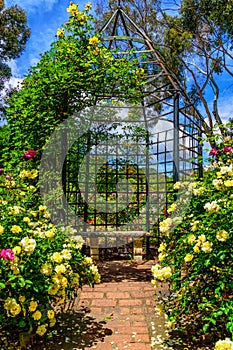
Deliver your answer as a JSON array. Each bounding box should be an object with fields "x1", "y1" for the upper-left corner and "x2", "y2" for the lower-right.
[{"x1": 76, "y1": 260, "x2": 166, "y2": 350}]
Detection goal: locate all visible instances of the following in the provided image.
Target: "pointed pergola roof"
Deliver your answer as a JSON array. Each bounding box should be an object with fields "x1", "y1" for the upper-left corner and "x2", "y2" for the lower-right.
[{"x1": 99, "y1": 2, "x2": 205, "y2": 123}]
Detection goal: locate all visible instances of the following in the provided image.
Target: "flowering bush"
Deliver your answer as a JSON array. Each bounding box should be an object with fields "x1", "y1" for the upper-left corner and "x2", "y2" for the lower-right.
[
  {"x1": 152, "y1": 136, "x2": 233, "y2": 346},
  {"x1": 2, "y1": 2, "x2": 146, "y2": 170},
  {"x1": 0, "y1": 156, "x2": 100, "y2": 336}
]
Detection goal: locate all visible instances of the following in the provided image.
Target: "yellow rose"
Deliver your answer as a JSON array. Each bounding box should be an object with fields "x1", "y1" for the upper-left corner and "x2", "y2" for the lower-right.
[
  {"x1": 27, "y1": 170, "x2": 38, "y2": 179},
  {"x1": 60, "y1": 276, "x2": 68, "y2": 288},
  {"x1": 85, "y1": 2, "x2": 92, "y2": 10},
  {"x1": 224, "y1": 180, "x2": 233, "y2": 187},
  {"x1": 193, "y1": 243, "x2": 200, "y2": 253},
  {"x1": 48, "y1": 284, "x2": 59, "y2": 295},
  {"x1": 10, "y1": 303, "x2": 21, "y2": 317},
  {"x1": 32, "y1": 310, "x2": 42, "y2": 321},
  {"x1": 23, "y1": 217, "x2": 31, "y2": 223},
  {"x1": 4, "y1": 298, "x2": 21, "y2": 316},
  {"x1": 89, "y1": 36, "x2": 99, "y2": 45},
  {"x1": 36, "y1": 325, "x2": 47, "y2": 336},
  {"x1": 201, "y1": 241, "x2": 213, "y2": 253},
  {"x1": 12, "y1": 246, "x2": 22, "y2": 255},
  {"x1": 184, "y1": 254, "x2": 194, "y2": 263},
  {"x1": 41, "y1": 263, "x2": 53, "y2": 276},
  {"x1": 167, "y1": 203, "x2": 176, "y2": 214},
  {"x1": 55, "y1": 264, "x2": 66, "y2": 274},
  {"x1": 56, "y1": 28, "x2": 65, "y2": 38},
  {"x1": 187, "y1": 234, "x2": 196, "y2": 244},
  {"x1": 155, "y1": 304, "x2": 164, "y2": 316},
  {"x1": 61, "y1": 249, "x2": 72, "y2": 260},
  {"x1": 158, "y1": 243, "x2": 167, "y2": 252},
  {"x1": 0, "y1": 225, "x2": 4, "y2": 234},
  {"x1": 19, "y1": 170, "x2": 29, "y2": 178},
  {"x1": 67, "y1": 3, "x2": 78, "y2": 16},
  {"x1": 29, "y1": 301, "x2": 38, "y2": 312},
  {"x1": 216, "y1": 229, "x2": 229, "y2": 242},
  {"x1": 158, "y1": 252, "x2": 167, "y2": 262},
  {"x1": 47, "y1": 310, "x2": 55, "y2": 319},
  {"x1": 38, "y1": 205, "x2": 46, "y2": 211},
  {"x1": 215, "y1": 338, "x2": 233, "y2": 350},
  {"x1": 11, "y1": 225, "x2": 22, "y2": 234},
  {"x1": 51, "y1": 252, "x2": 63, "y2": 263},
  {"x1": 50, "y1": 317, "x2": 56, "y2": 327},
  {"x1": 19, "y1": 296, "x2": 26, "y2": 303}
]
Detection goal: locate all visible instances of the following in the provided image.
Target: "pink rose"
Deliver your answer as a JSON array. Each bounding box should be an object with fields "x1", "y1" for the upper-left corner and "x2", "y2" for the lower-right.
[
  {"x1": 24, "y1": 149, "x2": 36, "y2": 159},
  {"x1": 0, "y1": 249, "x2": 14, "y2": 261},
  {"x1": 222, "y1": 146, "x2": 233, "y2": 154},
  {"x1": 209, "y1": 147, "x2": 219, "y2": 157},
  {"x1": 0, "y1": 168, "x2": 4, "y2": 174},
  {"x1": 5, "y1": 174, "x2": 11, "y2": 180}
]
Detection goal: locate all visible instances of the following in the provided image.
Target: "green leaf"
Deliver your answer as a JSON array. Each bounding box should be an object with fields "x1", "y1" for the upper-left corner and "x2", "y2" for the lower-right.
[{"x1": 0, "y1": 282, "x2": 6, "y2": 289}]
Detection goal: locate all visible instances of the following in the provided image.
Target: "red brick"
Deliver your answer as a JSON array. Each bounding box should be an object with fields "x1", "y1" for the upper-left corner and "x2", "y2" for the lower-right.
[
  {"x1": 117, "y1": 307, "x2": 131, "y2": 314},
  {"x1": 92, "y1": 299, "x2": 117, "y2": 307},
  {"x1": 119, "y1": 299, "x2": 142, "y2": 306},
  {"x1": 104, "y1": 334, "x2": 132, "y2": 342},
  {"x1": 132, "y1": 321, "x2": 147, "y2": 327},
  {"x1": 78, "y1": 299, "x2": 90, "y2": 306},
  {"x1": 106, "y1": 292, "x2": 130, "y2": 299},
  {"x1": 132, "y1": 307, "x2": 145, "y2": 314},
  {"x1": 130, "y1": 315, "x2": 146, "y2": 321},
  {"x1": 108, "y1": 320, "x2": 131, "y2": 328},
  {"x1": 115, "y1": 343, "x2": 151, "y2": 350},
  {"x1": 134, "y1": 333, "x2": 150, "y2": 342},
  {"x1": 130, "y1": 326, "x2": 149, "y2": 334},
  {"x1": 89, "y1": 307, "x2": 102, "y2": 314},
  {"x1": 81, "y1": 292, "x2": 105, "y2": 299},
  {"x1": 146, "y1": 299, "x2": 155, "y2": 306},
  {"x1": 130, "y1": 291, "x2": 154, "y2": 298},
  {"x1": 92, "y1": 342, "x2": 113, "y2": 349},
  {"x1": 116, "y1": 327, "x2": 139, "y2": 334}
]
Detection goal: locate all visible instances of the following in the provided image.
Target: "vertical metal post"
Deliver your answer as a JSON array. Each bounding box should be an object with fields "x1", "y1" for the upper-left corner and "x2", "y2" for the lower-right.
[
  {"x1": 198, "y1": 120, "x2": 203, "y2": 179},
  {"x1": 61, "y1": 127, "x2": 67, "y2": 225},
  {"x1": 173, "y1": 93, "x2": 180, "y2": 184}
]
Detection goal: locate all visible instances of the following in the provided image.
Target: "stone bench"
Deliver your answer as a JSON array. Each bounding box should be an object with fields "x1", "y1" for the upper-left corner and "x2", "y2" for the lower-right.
[{"x1": 83, "y1": 231, "x2": 150, "y2": 261}]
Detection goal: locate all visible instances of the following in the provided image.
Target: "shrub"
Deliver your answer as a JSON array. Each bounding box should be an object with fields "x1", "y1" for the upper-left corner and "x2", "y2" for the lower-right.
[
  {"x1": 0, "y1": 153, "x2": 100, "y2": 336},
  {"x1": 152, "y1": 136, "x2": 233, "y2": 346}
]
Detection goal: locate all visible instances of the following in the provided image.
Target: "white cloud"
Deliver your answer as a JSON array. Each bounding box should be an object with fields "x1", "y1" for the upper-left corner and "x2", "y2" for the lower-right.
[
  {"x1": 217, "y1": 95, "x2": 233, "y2": 123},
  {"x1": 6, "y1": 77, "x2": 23, "y2": 89},
  {"x1": 7, "y1": 60, "x2": 21, "y2": 77}
]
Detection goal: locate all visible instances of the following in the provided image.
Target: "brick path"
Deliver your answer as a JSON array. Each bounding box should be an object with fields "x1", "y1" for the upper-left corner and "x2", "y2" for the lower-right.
[{"x1": 76, "y1": 260, "x2": 166, "y2": 350}]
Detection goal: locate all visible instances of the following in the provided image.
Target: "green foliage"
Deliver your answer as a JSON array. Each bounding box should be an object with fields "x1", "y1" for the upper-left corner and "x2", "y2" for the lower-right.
[
  {"x1": 0, "y1": 0, "x2": 30, "y2": 119},
  {"x1": 0, "y1": 0, "x2": 30, "y2": 60},
  {"x1": 3, "y1": 4, "x2": 146, "y2": 171},
  {"x1": 152, "y1": 134, "x2": 233, "y2": 343},
  {"x1": 181, "y1": 0, "x2": 233, "y2": 37}
]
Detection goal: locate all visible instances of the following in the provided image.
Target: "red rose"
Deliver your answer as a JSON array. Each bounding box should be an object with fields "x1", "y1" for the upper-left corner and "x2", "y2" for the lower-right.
[{"x1": 24, "y1": 149, "x2": 36, "y2": 159}]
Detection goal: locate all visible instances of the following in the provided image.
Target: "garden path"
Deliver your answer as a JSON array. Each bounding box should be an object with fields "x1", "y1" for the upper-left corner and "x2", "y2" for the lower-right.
[{"x1": 75, "y1": 260, "x2": 167, "y2": 350}]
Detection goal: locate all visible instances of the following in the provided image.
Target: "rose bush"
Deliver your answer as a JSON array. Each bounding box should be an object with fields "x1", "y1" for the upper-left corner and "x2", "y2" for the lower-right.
[
  {"x1": 0, "y1": 153, "x2": 100, "y2": 336},
  {"x1": 152, "y1": 135, "x2": 233, "y2": 347},
  {"x1": 2, "y1": 2, "x2": 146, "y2": 171}
]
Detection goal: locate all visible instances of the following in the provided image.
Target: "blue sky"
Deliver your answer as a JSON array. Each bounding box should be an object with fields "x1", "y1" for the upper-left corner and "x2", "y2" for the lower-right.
[
  {"x1": 5, "y1": 0, "x2": 88, "y2": 78},
  {"x1": 4, "y1": 0, "x2": 233, "y2": 126}
]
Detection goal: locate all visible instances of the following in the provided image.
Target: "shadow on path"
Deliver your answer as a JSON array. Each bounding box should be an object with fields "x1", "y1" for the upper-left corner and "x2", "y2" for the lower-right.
[
  {"x1": 96, "y1": 260, "x2": 153, "y2": 283},
  {"x1": 0, "y1": 307, "x2": 112, "y2": 350}
]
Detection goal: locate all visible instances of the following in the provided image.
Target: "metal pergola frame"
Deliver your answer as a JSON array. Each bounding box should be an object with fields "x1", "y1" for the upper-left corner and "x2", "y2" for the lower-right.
[{"x1": 62, "y1": 2, "x2": 203, "y2": 259}]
